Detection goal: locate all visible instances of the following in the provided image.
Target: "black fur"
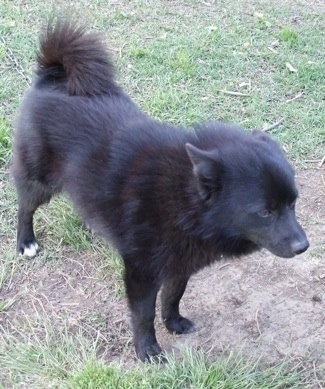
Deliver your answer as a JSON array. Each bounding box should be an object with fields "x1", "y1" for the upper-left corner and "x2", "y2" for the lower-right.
[{"x1": 12, "y1": 20, "x2": 309, "y2": 362}]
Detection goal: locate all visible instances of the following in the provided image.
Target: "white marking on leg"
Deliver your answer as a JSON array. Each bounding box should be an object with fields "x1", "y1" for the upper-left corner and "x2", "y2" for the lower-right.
[{"x1": 22, "y1": 242, "x2": 39, "y2": 257}]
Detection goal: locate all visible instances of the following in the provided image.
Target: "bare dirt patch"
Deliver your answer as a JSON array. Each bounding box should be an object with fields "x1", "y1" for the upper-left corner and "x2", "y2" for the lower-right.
[{"x1": 1, "y1": 167, "x2": 324, "y2": 375}]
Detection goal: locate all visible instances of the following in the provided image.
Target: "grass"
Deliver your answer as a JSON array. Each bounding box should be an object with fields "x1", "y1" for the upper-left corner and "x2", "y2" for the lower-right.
[
  {"x1": 0, "y1": 311, "x2": 311, "y2": 389},
  {"x1": 1, "y1": 1, "x2": 324, "y2": 160},
  {"x1": 1, "y1": 314, "x2": 100, "y2": 388},
  {"x1": 67, "y1": 350, "x2": 307, "y2": 389},
  {"x1": 0, "y1": 0, "x2": 324, "y2": 387},
  {"x1": 0, "y1": 117, "x2": 11, "y2": 165}
]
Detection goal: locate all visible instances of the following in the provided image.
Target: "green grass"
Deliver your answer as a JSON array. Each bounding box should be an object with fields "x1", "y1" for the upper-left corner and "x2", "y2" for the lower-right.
[
  {"x1": 0, "y1": 117, "x2": 11, "y2": 165},
  {"x1": 278, "y1": 27, "x2": 298, "y2": 45},
  {"x1": 0, "y1": 314, "x2": 100, "y2": 388},
  {"x1": 0, "y1": 314, "x2": 309, "y2": 389},
  {"x1": 68, "y1": 350, "x2": 306, "y2": 389},
  {"x1": 0, "y1": 0, "x2": 324, "y2": 387},
  {"x1": 1, "y1": 1, "x2": 324, "y2": 160}
]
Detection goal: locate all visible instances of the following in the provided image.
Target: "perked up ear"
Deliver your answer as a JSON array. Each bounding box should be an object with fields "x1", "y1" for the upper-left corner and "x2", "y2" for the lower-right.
[
  {"x1": 252, "y1": 129, "x2": 272, "y2": 143},
  {"x1": 185, "y1": 143, "x2": 223, "y2": 201}
]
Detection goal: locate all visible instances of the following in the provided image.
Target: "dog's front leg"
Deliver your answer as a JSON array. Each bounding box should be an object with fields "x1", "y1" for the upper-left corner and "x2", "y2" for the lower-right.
[
  {"x1": 161, "y1": 275, "x2": 195, "y2": 334},
  {"x1": 124, "y1": 263, "x2": 163, "y2": 362}
]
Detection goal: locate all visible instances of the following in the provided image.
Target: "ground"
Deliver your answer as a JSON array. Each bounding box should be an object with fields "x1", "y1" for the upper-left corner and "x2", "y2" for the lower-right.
[
  {"x1": 1, "y1": 166, "x2": 324, "y2": 377},
  {"x1": 0, "y1": 1, "x2": 324, "y2": 385}
]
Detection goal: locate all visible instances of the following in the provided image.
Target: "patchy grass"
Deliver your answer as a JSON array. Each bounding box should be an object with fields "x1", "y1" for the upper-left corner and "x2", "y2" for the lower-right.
[
  {"x1": 0, "y1": 314, "x2": 310, "y2": 389},
  {"x1": 0, "y1": 0, "x2": 324, "y2": 387},
  {"x1": 278, "y1": 27, "x2": 299, "y2": 45},
  {"x1": 68, "y1": 349, "x2": 308, "y2": 389},
  {"x1": 0, "y1": 314, "x2": 100, "y2": 388},
  {"x1": 1, "y1": 1, "x2": 324, "y2": 161}
]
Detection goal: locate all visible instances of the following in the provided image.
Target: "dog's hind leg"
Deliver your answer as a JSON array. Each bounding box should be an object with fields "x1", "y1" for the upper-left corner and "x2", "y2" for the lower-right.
[
  {"x1": 161, "y1": 275, "x2": 195, "y2": 334},
  {"x1": 15, "y1": 178, "x2": 55, "y2": 257}
]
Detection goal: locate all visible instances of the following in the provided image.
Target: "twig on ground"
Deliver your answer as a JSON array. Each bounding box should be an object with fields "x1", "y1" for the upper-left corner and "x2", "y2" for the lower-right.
[
  {"x1": 268, "y1": 46, "x2": 277, "y2": 54},
  {"x1": 108, "y1": 44, "x2": 126, "y2": 58},
  {"x1": 199, "y1": 335, "x2": 215, "y2": 347},
  {"x1": 286, "y1": 91, "x2": 304, "y2": 103},
  {"x1": 313, "y1": 360, "x2": 323, "y2": 389},
  {"x1": 120, "y1": 43, "x2": 127, "y2": 58},
  {"x1": 107, "y1": 46, "x2": 120, "y2": 52},
  {"x1": 262, "y1": 117, "x2": 284, "y2": 132},
  {"x1": 319, "y1": 155, "x2": 325, "y2": 167},
  {"x1": 219, "y1": 263, "x2": 231, "y2": 270},
  {"x1": 1, "y1": 37, "x2": 31, "y2": 86},
  {"x1": 255, "y1": 262, "x2": 261, "y2": 273},
  {"x1": 218, "y1": 89, "x2": 250, "y2": 97},
  {"x1": 255, "y1": 309, "x2": 262, "y2": 337}
]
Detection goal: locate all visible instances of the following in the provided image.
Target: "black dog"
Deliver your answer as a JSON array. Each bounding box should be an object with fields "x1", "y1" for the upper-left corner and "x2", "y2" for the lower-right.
[{"x1": 12, "y1": 21, "x2": 309, "y2": 361}]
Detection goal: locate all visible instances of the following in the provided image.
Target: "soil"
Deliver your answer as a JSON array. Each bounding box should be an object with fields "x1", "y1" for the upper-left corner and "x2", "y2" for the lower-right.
[{"x1": 1, "y1": 167, "x2": 324, "y2": 377}]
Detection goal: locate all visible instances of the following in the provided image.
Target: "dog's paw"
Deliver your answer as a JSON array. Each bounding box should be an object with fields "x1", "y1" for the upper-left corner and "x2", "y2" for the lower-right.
[
  {"x1": 136, "y1": 342, "x2": 165, "y2": 363},
  {"x1": 163, "y1": 315, "x2": 195, "y2": 334},
  {"x1": 19, "y1": 240, "x2": 39, "y2": 258}
]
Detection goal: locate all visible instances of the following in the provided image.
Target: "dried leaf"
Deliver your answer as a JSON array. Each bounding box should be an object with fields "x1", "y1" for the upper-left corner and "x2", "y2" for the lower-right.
[
  {"x1": 285, "y1": 62, "x2": 297, "y2": 73},
  {"x1": 254, "y1": 12, "x2": 264, "y2": 18}
]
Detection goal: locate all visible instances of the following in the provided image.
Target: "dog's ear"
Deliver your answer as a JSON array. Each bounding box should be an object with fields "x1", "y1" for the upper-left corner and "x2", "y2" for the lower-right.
[
  {"x1": 186, "y1": 143, "x2": 222, "y2": 201},
  {"x1": 252, "y1": 129, "x2": 287, "y2": 158},
  {"x1": 252, "y1": 129, "x2": 272, "y2": 142}
]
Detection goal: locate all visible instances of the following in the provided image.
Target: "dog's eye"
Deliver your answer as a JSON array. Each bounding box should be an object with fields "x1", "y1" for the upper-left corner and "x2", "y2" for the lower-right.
[{"x1": 258, "y1": 209, "x2": 272, "y2": 217}]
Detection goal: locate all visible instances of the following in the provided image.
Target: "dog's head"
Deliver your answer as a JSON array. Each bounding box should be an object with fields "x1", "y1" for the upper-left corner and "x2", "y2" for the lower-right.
[{"x1": 186, "y1": 126, "x2": 309, "y2": 258}]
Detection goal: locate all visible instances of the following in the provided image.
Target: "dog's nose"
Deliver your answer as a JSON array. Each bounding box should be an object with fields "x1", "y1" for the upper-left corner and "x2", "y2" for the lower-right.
[{"x1": 291, "y1": 240, "x2": 309, "y2": 255}]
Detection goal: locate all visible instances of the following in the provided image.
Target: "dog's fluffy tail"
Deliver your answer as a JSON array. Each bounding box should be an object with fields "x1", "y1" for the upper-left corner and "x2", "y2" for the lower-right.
[{"x1": 36, "y1": 19, "x2": 121, "y2": 96}]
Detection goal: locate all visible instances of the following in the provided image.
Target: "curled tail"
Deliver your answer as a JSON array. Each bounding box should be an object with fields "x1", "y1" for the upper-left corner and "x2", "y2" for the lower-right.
[{"x1": 36, "y1": 19, "x2": 121, "y2": 96}]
